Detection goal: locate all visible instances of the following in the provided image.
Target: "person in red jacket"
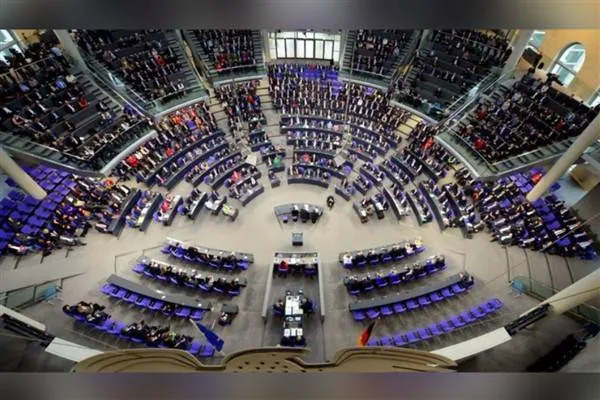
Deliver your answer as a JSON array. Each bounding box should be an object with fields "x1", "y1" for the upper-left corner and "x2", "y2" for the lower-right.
[{"x1": 474, "y1": 137, "x2": 487, "y2": 151}]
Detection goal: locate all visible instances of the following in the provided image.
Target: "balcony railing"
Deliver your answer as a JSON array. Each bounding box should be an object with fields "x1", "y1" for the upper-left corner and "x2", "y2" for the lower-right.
[{"x1": 511, "y1": 276, "x2": 600, "y2": 325}]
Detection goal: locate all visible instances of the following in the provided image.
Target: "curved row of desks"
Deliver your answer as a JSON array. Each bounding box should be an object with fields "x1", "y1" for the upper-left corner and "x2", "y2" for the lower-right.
[
  {"x1": 190, "y1": 151, "x2": 242, "y2": 187},
  {"x1": 163, "y1": 141, "x2": 229, "y2": 190}
]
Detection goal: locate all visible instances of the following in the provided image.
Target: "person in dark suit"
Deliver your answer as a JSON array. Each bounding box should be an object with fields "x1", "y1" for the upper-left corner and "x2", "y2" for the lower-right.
[
  {"x1": 300, "y1": 206, "x2": 309, "y2": 222},
  {"x1": 291, "y1": 205, "x2": 299, "y2": 222},
  {"x1": 326, "y1": 195, "x2": 335, "y2": 209}
]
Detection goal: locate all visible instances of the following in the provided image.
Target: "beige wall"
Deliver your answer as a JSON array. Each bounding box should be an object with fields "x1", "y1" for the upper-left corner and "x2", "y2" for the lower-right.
[
  {"x1": 535, "y1": 30, "x2": 600, "y2": 99},
  {"x1": 13, "y1": 30, "x2": 42, "y2": 45}
]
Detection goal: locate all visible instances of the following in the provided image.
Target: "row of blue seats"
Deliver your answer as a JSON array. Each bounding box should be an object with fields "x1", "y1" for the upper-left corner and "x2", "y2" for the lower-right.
[{"x1": 367, "y1": 298, "x2": 504, "y2": 346}]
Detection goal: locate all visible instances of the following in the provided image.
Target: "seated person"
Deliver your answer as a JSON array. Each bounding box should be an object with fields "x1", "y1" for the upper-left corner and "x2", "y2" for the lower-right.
[
  {"x1": 353, "y1": 252, "x2": 366, "y2": 265},
  {"x1": 121, "y1": 320, "x2": 147, "y2": 338},
  {"x1": 300, "y1": 206, "x2": 310, "y2": 222},
  {"x1": 146, "y1": 326, "x2": 169, "y2": 346},
  {"x1": 366, "y1": 250, "x2": 379, "y2": 263},
  {"x1": 219, "y1": 311, "x2": 235, "y2": 325},
  {"x1": 278, "y1": 259, "x2": 290, "y2": 274},
  {"x1": 291, "y1": 205, "x2": 299, "y2": 221},
  {"x1": 161, "y1": 303, "x2": 175, "y2": 315},
  {"x1": 300, "y1": 297, "x2": 314, "y2": 313},
  {"x1": 273, "y1": 299, "x2": 285, "y2": 315},
  {"x1": 86, "y1": 308, "x2": 110, "y2": 325},
  {"x1": 229, "y1": 278, "x2": 241, "y2": 292}
]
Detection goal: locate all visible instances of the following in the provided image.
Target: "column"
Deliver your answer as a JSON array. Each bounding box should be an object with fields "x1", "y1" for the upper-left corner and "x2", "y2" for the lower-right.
[
  {"x1": 520, "y1": 268, "x2": 600, "y2": 317},
  {"x1": 501, "y1": 29, "x2": 534, "y2": 76},
  {"x1": 53, "y1": 30, "x2": 89, "y2": 73},
  {"x1": 262, "y1": 31, "x2": 271, "y2": 61},
  {"x1": 0, "y1": 147, "x2": 47, "y2": 200},
  {"x1": 418, "y1": 30, "x2": 431, "y2": 49},
  {"x1": 527, "y1": 114, "x2": 600, "y2": 202}
]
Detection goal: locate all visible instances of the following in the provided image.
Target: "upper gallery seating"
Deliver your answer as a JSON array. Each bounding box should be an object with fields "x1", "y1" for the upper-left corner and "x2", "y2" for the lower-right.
[
  {"x1": 402, "y1": 30, "x2": 511, "y2": 111},
  {"x1": 74, "y1": 30, "x2": 203, "y2": 109},
  {"x1": 449, "y1": 72, "x2": 600, "y2": 170},
  {"x1": 0, "y1": 40, "x2": 150, "y2": 171},
  {"x1": 184, "y1": 29, "x2": 265, "y2": 81},
  {"x1": 214, "y1": 80, "x2": 264, "y2": 136},
  {"x1": 342, "y1": 30, "x2": 419, "y2": 82},
  {"x1": 269, "y1": 64, "x2": 410, "y2": 141}
]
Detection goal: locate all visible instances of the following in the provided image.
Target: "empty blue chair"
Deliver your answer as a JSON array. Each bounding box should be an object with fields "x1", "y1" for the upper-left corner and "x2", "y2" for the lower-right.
[
  {"x1": 113, "y1": 289, "x2": 128, "y2": 299},
  {"x1": 470, "y1": 306, "x2": 486, "y2": 319},
  {"x1": 381, "y1": 306, "x2": 393, "y2": 316},
  {"x1": 428, "y1": 323, "x2": 443, "y2": 337},
  {"x1": 108, "y1": 321, "x2": 127, "y2": 335},
  {"x1": 237, "y1": 261, "x2": 250, "y2": 270},
  {"x1": 184, "y1": 253, "x2": 195, "y2": 263},
  {"x1": 441, "y1": 288, "x2": 454, "y2": 298},
  {"x1": 123, "y1": 293, "x2": 139, "y2": 304},
  {"x1": 143, "y1": 269, "x2": 154, "y2": 278},
  {"x1": 393, "y1": 334, "x2": 407, "y2": 346},
  {"x1": 367, "y1": 337, "x2": 379, "y2": 346},
  {"x1": 450, "y1": 315, "x2": 465, "y2": 328},
  {"x1": 213, "y1": 286, "x2": 225, "y2": 294},
  {"x1": 97, "y1": 318, "x2": 114, "y2": 331},
  {"x1": 489, "y1": 298, "x2": 504, "y2": 310},
  {"x1": 438, "y1": 320, "x2": 455, "y2": 333},
  {"x1": 451, "y1": 284, "x2": 465, "y2": 294},
  {"x1": 100, "y1": 283, "x2": 116, "y2": 296},
  {"x1": 198, "y1": 344, "x2": 215, "y2": 357},
  {"x1": 366, "y1": 309, "x2": 381, "y2": 320},
  {"x1": 382, "y1": 254, "x2": 392, "y2": 263},
  {"x1": 135, "y1": 297, "x2": 151, "y2": 308},
  {"x1": 393, "y1": 302, "x2": 406, "y2": 314},
  {"x1": 459, "y1": 311, "x2": 476, "y2": 324},
  {"x1": 380, "y1": 336, "x2": 393, "y2": 346},
  {"x1": 375, "y1": 277, "x2": 388, "y2": 288},
  {"x1": 148, "y1": 300, "x2": 164, "y2": 311},
  {"x1": 405, "y1": 331, "x2": 420, "y2": 344},
  {"x1": 417, "y1": 328, "x2": 432, "y2": 340},
  {"x1": 430, "y1": 292, "x2": 444, "y2": 302},
  {"x1": 156, "y1": 274, "x2": 168, "y2": 282},
  {"x1": 188, "y1": 340, "x2": 202, "y2": 355},
  {"x1": 199, "y1": 283, "x2": 211, "y2": 292},
  {"x1": 482, "y1": 301, "x2": 496, "y2": 314},
  {"x1": 190, "y1": 309, "x2": 204, "y2": 321},
  {"x1": 132, "y1": 264, "x2": 146, "y2": 274},
  {"x1": 417, "y1": 296, "x2": 431, "y2": 307},
  {"x1": 389, "y1": 274, "x2": 402, "y2": 285},
  {"x1": 406, "y1": 299, "x2": 419, "y2": 310},
  {"x1": 160, "y1": 244, "x2": 172, "y2": 254},
  {"x1": 175, "y1": 307, "x2": 192, "y2": 318}
]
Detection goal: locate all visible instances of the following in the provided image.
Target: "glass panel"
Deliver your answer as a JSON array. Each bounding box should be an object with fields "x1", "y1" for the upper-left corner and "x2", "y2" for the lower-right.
[
  {"x1": 589, "y1": 93, "x2": 600, "y2": 107},
  {"x1": 315, "y1": 40, "x2": 324, "y2": 59},
  {"x1": 528, "y1": 30, "x2": 546, "y2": 49},
  {"x1": 0, "y1": 29, "x2": 12, "y2": 46},
  {"x1": 269, "y1": 38, "x2": 277, "y2": 59},
  {"x1": 280, "y1": 31, "x2": 297, "y2": 39},
  {"x1": 333, "y1": 50, "x2": 340, "y2": 64},
  {"x1": 276, "y1": 38, "x2": 286, "y2": 58},
  {"x1": 5, "y1": 287, "x2": 35, "y2": 309},
  {"x1": 305, "y1": 39, "x2": 314, "y2": 58},
  {"x1": 285, "y1": 39, "x2": 295, "y2": 58},
  {"x1": 333, "y1": 39, "x2": 340, "y2": 53},
  {"x1": 551, "y1": 64, "x2": 576, "y2": 86},
  {"x1": 296, "y1": 39, "x2": 305, "y2": 58},
  {"x1": 558, "y1": 43, "x2": 586, "y2": 72},
  {"x1": 324, "y1": 40, "x2": 333, "y2": 60},
  {"x1": 305, "y1": 32, "x2": 315, "y2": 39},
  {"x1": 34, "y1": 280, "x2": 61, "y2": 302}
]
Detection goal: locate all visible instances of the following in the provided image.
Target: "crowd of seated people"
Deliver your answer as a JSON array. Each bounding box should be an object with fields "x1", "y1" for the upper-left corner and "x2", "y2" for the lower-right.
[
  {"x1": 381, "y1": 159, "x2": 412, "y2": 185},
  {"x1": 215, "y1": 80, "x2": 263, "y2": 134},
  {"x1": 403, "y1": 184, "x2": 433, "y2": 224},
  {"x1": 125, "y1": 190, "x2": 159, "y2": 228},
  {"x1": 287, "y1": 129, "x2": 342, "y2": 154},
  {"x1": 184, "y1": 147, "x2": 234, "y2": 185},
  {"x1": 120, "y1": 320, "x2": 193, "y2": 350},
  {"x1": 272, "y1": 296, "x2": 315, "y2": 315},
  {"x1": 352, "y1": 30, "x2": 413, "y2": 75},
  {"x1": 443, "y1": 182, "x2": 485, "y2": 234},
  {"x1": 113, "y1": 102, "x2": 217, "y2": 180},
  {"x1": 0, "y1": 39, "x2": 140, "y2": 162},
  {"x1": 406, "y1": 122, "x2": 455, "y2": 169},
  {"x1": 409, "y1": 30, "x2": 511, "y2": 106},
  {"x1": 162, "y1": 241, "x2": 251, "y2": 270},
  {"x1": 457, "y1": 72, "x2": 599, "y2": 163},
  {"x1": 141, "y1": 260, "x2": 242, "y2": 295},
  {"x1": 287, "y1": 164, "x2": 330, "y2": 184},
  {"x1": 93, "y1": 183, "x2": 137, "y2": 234},
  {"x1": 194, "y1": 30, "x2": 256, "y2": 72},
  {"x1": 344, "y1": 255, "x2": 446, "y2": 293},
  {"x1": 0, "y1": 168, "x2": 118, "y2": 257},
  {"x1": 401, "y1": 147, "x2": 447, "y2": 180},
  {"x1": 351, "y1": 174, "x2": 375, "y2": 195},
  {"x1": 466, "y1": 169, "x2": 596, "y2": 259},
  {"x1": 63, "y1": 301, "x2": 110, "y2": 324},
  {"x1": 75, "y1": 30, "x2": 189, "y2": 103},
  {"x1": 269, "y1": 64, "x2": 409, "y2": 134},
  {"x1": 341, "y1": 239, "x2": 425, "y2": 268}
]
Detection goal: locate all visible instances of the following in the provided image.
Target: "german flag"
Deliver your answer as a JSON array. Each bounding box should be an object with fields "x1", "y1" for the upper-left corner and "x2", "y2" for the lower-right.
[{"x1": 357, "y1": 320, "x2": 377, "y2": 347}]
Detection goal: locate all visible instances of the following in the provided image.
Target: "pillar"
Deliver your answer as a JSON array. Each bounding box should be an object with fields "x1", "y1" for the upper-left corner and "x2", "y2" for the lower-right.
[
  {"x1": 520, "y1": 268, "x2": 600, "y2": 317},
  {"x1": 501, "y1": 29, "x2": 534, "y2": 76},
  {"x1": 527, "y1": 114, "x2": 600, "y2": 202},
  {"x1": 53, "y1": 30, "x2": 89, "y2": 73},
  {"x1": 0, "y1": 147, "x2": 46, "y2": 200},
  {"x1": 262, "y1": 31, "x2": 271, "y2": 61},
  {"x1": 418, "y1": 30, "x2": 431, "y2": 49}
]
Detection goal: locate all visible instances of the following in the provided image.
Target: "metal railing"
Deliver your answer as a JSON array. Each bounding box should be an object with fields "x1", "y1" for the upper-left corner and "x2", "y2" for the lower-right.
[{"x1": 511, "y1": 276, "x2": 600, "y2": 325}]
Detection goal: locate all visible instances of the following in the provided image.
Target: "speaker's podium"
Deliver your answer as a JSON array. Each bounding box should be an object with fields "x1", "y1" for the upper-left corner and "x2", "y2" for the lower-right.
[{"x1": 292, "y1": 232, "x2": 303, "y2": 247}]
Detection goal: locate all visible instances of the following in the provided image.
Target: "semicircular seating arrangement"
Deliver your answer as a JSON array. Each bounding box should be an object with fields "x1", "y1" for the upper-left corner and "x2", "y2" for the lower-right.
[
  {"x1": 339, "y1": 239, "x2": 425, "y2": 269},
  {"x1": 350, "y1": 273, "x2": 475, "y2": 321},
  {"x1": 133, "y1": 257, "x2": 246, "y2": 297},
  {"x1": 366, "y1": 298, "x2": 504, "y2": 346},
  {"x1": 343, "y1": 255, "x2": 447, "y2": 295},
  {"x1": 161, "y1": 239, "x2": 253, "y2": 271}
]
